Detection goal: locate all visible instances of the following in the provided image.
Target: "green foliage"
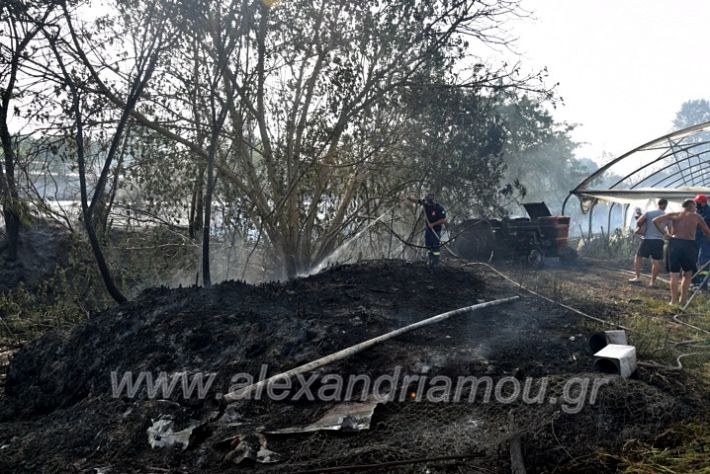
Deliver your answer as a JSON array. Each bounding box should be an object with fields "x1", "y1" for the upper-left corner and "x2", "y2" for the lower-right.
[
  {"x1": 399, "y1": 85, "x2": 510, "y2": 217},
  {"x1": 0, "y1": 242, "x2": 110, "y2": 344},
  {"x1": 118, "y1": 127, "x2": 199, "y2": 228},
  {"x1": 577, "y1": 228, "x2": 638, "y2": 259},
  {"x1": 0, "y1": 227, "x2": 205, "y2": 345},
  {"x1": 107, "y1": 226, "x2": 201, "y2": 293}
]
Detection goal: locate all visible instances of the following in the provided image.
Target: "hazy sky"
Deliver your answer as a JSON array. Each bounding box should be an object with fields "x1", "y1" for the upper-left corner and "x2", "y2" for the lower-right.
[{"x1": 502, "y1": 0, "x2": 710, "y2": 164}]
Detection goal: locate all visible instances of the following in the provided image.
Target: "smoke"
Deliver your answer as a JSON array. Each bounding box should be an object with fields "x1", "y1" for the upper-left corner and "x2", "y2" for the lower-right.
[{"x1": 160, "y1": 237, "x2": 287, "y2": 289}]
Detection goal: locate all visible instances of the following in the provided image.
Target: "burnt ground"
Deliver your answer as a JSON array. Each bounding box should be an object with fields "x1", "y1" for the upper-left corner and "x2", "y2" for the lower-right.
[{"x1": 0, "y1": 258, "x2": 707, "y2": 473}]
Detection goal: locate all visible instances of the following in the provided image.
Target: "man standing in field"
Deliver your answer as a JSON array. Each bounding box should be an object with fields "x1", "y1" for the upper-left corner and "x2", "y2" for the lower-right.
[
  {"x1": 693, "y1": 194, "x2": 710, "y2": 290},
  {"x1": 653, "y1": 199, "x2": 710, "y2": 305},
  {"x1": 407, "y1": 194, "x2": 447, "y2": 266},
  {"x1": 629, "y1": 198, "x2": 668, "y2": 286}
]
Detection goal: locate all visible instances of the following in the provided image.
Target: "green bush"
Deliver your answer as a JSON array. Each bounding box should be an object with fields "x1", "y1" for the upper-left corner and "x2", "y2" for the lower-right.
[{"x1": 0, "y1": 240, "x2": 109, "y2": 344}]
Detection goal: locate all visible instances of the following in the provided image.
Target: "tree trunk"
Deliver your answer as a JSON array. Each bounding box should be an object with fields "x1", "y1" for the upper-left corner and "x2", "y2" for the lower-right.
[
  {"x1": 2, "y1": 207, "x2": 20, "y2": 261},
  {"x1": 283, "y1": 243, "x2": 301, "y2": 279},
  {"x1": 0, "y1": 112, "x2": 22, "y2": 262},
  {"x1": 202, "y1": 107, "x2": 227, "y2": 286},
  {"x1": 202, "y1": 151, "x2": 215, "y2": 287},
  {"x1": 103, "y1": 127, "x2": 131, "y2": 233},
  {"x1": 0, "y1": 160, "x2": 21, "y2": 263},
  {"x1": 189, "y1": 166, "x2": 205, "y2": 241},
  {"x1": 50, "y1": 37, "x2": 127, "y2": 304}
]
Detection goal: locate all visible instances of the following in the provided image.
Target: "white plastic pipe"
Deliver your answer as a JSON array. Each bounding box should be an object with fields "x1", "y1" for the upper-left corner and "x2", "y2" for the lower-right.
[{"x1": 224, "y1": 296, "x2": 519, "y2": 402}]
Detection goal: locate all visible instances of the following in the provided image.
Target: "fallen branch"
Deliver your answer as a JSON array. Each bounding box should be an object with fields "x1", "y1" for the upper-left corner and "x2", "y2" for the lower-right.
[{"x1": 224, "y1": 296, "x2": 519, "y2": 401}]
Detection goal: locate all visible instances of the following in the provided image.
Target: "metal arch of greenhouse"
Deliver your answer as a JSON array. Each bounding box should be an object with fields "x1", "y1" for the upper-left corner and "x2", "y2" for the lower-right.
[{"x1": 561, "y1": 120, "x2": 710, "y2": 235}]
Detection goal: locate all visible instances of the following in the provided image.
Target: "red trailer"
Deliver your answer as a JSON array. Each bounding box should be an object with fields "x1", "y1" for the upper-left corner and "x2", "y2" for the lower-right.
[{"x1": 451, "y1": 202, "x2": 577, "y2": 266}]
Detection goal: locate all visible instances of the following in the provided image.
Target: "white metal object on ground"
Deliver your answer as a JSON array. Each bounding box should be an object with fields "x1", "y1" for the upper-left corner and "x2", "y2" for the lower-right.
[{"x1": 593, "y1": 344, "x2": 637, "y2": 378}]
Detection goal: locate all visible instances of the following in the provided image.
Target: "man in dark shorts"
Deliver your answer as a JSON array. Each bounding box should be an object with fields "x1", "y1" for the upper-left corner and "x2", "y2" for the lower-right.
[
  {"x1": 693, "y1": 194, "x2": 710, "y2": 290},
  {"x1": 629, "y1": 198, "x2": 667, "y2": 286},
  {"x1": 407, "y1": 193, "x2": 447, "y2": 266},
  {"x1": 653, "y1": 199, "x2": 710, "y2": 305}
]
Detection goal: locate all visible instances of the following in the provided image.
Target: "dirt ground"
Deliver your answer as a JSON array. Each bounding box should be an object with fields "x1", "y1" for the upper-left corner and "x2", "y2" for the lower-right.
[{"x1": 0, "y1": 258, "x2": 707, "y2": 473}]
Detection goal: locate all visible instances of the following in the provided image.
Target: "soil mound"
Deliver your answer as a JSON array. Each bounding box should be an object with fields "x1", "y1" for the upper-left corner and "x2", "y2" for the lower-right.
[
  {"x1": 0, "y1": 260, "x2": 696, "y2": 473},
  {"x1": 3, "y1": 260, "x2": 486, "y2": 418}
]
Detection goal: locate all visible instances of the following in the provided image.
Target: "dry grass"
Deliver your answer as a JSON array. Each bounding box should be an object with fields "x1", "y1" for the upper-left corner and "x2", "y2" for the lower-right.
[
  {"x1": 505, "y1": 258, "x2": 709, "y2": 473},
  {"x1": 598, "y1": 421, "x2": 710, "y2": 474},
  {"x1": 565, "y1": 267, "x2": 709, "y2": 473}
]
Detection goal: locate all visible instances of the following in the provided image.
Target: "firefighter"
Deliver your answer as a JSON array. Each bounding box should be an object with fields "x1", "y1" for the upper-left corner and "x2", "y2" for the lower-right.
[{"x1": 407, "y1": 194, "x2": 447, "y2": 266}]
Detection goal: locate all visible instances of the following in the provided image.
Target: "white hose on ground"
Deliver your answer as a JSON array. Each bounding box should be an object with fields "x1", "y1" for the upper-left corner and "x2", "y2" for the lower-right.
[
  {"x1": 672, "y1": 339, "x2": 710, "y2": 348},
  {"x1": 681, "y1": 258, "x2": 710, "y2": 311},
  {"x1": 637, "y1": 352, "x2": 707, "y2": 371},
  {"x1": 223, "y1": 296, "x2": 519, "y2": 402},
  {"x1": 464, "y1": 261, "x2": 710, "y2": 371},
  {"x1": 465, "y1": 262, "x2": 633, "y2": 331},
  {"x1": 672, "y1": 313, "x2": 710, "y2": 335}
]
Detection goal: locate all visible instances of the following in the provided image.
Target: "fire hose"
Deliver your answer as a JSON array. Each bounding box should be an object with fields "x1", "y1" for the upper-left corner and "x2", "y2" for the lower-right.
[
  {"x1": 377, "y1": 216, "x2": 487, "y2": 251},
  {"x1": 681, "y1": 257, "x2": 710, "y2": 311},
  {"x1": 464, "y1": 261, "x2": 709, "y2": 371},
  {"x1": 371, "y1": 208, "x2": 708, "y2": 371}
]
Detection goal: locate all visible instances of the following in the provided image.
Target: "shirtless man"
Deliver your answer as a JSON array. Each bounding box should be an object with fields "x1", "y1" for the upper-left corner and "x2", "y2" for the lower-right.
[{"x1": 653, "y1": 199, "x2": 710, "y2": 305}]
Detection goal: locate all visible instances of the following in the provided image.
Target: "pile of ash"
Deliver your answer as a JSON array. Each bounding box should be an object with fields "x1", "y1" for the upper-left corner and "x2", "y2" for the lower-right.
[{"x1": 0, "y1": 260, "x2": 696, "y2": 472}]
